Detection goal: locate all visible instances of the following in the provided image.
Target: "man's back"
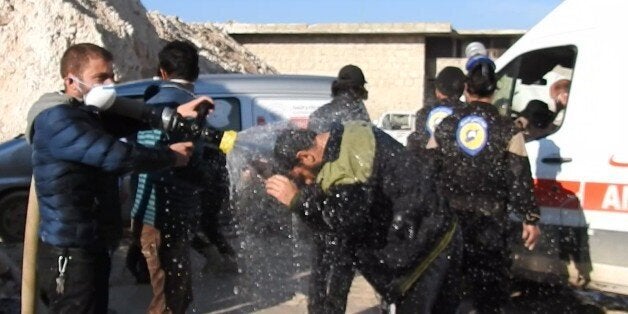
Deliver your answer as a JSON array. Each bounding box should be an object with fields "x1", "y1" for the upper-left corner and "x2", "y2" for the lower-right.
[{"x1": 307, "y1": 91, "x2": 370, "y2": 134}]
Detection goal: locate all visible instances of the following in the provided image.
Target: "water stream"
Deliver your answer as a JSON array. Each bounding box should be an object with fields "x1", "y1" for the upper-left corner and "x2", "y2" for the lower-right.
[{"x1": 223, "y1": 122, "x2": 311, "y2": 310}]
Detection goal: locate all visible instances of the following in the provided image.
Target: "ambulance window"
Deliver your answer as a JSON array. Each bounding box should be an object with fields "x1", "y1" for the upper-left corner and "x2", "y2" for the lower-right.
[{"x1": 493, "y1": 45, "x2": 576, "y2": 141}]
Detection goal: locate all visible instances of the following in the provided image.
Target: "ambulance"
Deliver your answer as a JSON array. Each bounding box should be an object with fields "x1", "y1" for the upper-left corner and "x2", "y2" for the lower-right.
[{"x1": 492, "y1": 0, "x2": 628, "y2": 295}]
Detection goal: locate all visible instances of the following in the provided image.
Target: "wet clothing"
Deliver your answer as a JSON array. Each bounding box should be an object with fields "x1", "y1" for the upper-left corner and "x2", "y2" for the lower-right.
[
  {"x1": 431, "y1": 101, "x2": 541, "y2": 312},
  {"x1": 140, "y1": 224, "x2": 192, "y2": 314},
  {"x1": 131, "y1": 81, "x2": 201, "y2": 314},
  {"x1": 307, "y1": 91, "x2": 370, "y2": 134},
  {"x1": 305, "y1": 89, "x2": 370, "y2": 312},
  {"x1": 407, "y1": 99, "x2": 464, "y2": 156},
  {"x1": 131, "y1": 82, "x2": 198, "y2": 229},
  {"x1": 291, "y1": 122, "x2": 458, "y2": 313},
  {"x1": 432, "y1": 101, "x2": 540, "y2": 224},
  {"x1": 377, "y1": 229, "x2": 463, "y2": 314},
  {"x1": 307, "y1": 233, "x2": 355, "y2": 314},
  {"x1": 28, "y1": 93, "x2": 177, "y2": 313},
  {"x1": 190, "y1": 150, "x2": 236, "y2": 257}
]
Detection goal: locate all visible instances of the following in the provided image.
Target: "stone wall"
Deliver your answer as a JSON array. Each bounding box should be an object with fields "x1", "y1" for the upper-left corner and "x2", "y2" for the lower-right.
[
  {"x1": 237, "y1": 34, "x2": 426, "y2": 121},
  {"x1": 219, "y1": 23, "x2": 524, "y2": 121}
]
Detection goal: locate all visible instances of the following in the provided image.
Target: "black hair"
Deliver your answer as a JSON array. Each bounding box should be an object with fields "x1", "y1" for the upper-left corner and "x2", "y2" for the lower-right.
[
  {"x1": 158, "y1": 40, "x2": 199, "y2": 81},
  {"x1": 435, "y1": 66, "x2": 466, "y2": 101},
  {"x1": 60, "y1": 43, "x2": 113, "y2": 78},
  {"x1": 331, "y1": 81, "x2": 368, "y2": 100},
  {"x1": 466, "y1": 60, "x2": 497, "y2": 97},
  {"x1": 273, "y1": 128, "x2": 317, "y2": 173}
]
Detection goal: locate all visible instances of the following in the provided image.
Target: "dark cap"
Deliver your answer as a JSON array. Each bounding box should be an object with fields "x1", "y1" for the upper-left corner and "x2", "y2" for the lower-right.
[
  {"x1": 337, "y1": 64, "x2": 366, "y2": 87},
  {"x1": 435, "y1": 66, "x2": 466, "y2": 97},
  {"x1": 519, "y1": 100, "x2": 554, "y2": 129}
]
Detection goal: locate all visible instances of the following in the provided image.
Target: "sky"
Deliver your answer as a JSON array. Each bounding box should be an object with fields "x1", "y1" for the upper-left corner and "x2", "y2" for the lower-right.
[{"x1": 140, "y1": 0, "x2": 563, "y2": 30}]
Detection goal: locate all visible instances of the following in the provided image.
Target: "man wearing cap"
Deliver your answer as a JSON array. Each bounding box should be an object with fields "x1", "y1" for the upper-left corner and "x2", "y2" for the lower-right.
[
  {"x1": 307, "y1": 64, "x2": 371, "y2": 134},
  {"x1": 514, "y1": 99, "x2": 555, "y2": 141},
  {"x1": 304, "y1": 64, "x2": 372, "y2": 312},
  {"x1": 407, "y1": 66, "x2": 466, "y2": 156}
]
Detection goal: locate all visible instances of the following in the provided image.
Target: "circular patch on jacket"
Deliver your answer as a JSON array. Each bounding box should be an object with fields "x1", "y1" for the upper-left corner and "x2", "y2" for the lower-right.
[
  {"x1": 456, "y1": 115, "x2": 488, "y2": 156},
  {"x1": 426, "y1": 106, "x2": 454, "y2": 136}
]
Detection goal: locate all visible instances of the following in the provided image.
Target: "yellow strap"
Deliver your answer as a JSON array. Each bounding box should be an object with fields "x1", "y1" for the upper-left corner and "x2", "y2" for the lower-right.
[
  {"x1": 219, "y1": 130, "x2": 238, "y2": 154},
  {"x1": 399, "y1": 218, "x2": 458, "y2": 295}
]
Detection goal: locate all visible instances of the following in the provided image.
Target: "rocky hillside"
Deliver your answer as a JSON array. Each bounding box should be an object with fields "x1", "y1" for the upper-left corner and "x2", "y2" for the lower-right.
[{"x1": 0, "y1": 0, "x2": 276, "y2": 141}]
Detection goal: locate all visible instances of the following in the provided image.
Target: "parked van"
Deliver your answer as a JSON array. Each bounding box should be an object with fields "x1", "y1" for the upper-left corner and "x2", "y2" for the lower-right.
[
  {"x1": 0, "y1": 74, "x2": 333, "y2": 242},
  {"x1": 373, "y1": 111, "x2": 416, "y2": 146},
  {"x1": 115, "y1": 74, "x2": 334, "y2": 131},
  {"x1": 492, "y1": 0, "x2": 628, "y2": 295}
]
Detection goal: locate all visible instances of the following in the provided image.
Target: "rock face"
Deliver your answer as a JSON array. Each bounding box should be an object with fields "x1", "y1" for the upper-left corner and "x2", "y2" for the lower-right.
[
  {"x1": 148, "y1": 13, "x2": 276, "y2": 75},
  {"x1": 0, "y1": 0, "x2": 276, "y2": 141}
]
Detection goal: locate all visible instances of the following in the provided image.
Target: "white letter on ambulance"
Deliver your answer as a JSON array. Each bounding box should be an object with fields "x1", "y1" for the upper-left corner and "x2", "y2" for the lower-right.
[{"x1": 601, "y1": 185, "x2": 627, "y2": 210}]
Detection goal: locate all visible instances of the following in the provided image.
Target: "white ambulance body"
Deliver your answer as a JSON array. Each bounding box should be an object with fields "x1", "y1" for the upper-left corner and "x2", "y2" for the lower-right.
[{"x1": 493, "y1": 0, "x2": 628, "y2": 294}]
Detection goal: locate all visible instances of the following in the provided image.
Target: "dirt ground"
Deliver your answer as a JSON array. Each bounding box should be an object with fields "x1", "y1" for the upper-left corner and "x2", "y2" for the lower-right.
[{"x1": 2, "y1": 238, "x2": 628, "y2": 314}]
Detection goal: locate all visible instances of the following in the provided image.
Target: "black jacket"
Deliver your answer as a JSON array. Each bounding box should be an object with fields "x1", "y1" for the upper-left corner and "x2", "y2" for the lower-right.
[
  {"x1": 307, "y1": 91, "x2": 370, "y2": 134},
  {"x1": 432, "y1": 101, "x2": 540, "y2": 224},
  {"x1": 291, "y1": 122, "x2": 454, "y2": 268},
  {"x1": 407, "y1": 99, "x2": 465, "y2": 156}
]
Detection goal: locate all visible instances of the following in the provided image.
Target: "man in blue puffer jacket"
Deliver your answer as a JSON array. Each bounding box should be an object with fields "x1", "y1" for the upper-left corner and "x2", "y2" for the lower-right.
[{"x1": 25, "y1": 43, "x2": 204, "y2": 314}]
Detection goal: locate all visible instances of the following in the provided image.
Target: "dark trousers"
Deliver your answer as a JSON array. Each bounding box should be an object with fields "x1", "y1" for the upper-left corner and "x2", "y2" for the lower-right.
[
  {"x1": 308, "y1": 233, "x2": 355, "y2": 314},
  {"x1": 394, "y1": 228, "x2": 463, "y2": 314},
  {"x1": 358, "y1": 227, "x2": 463, "y2": 314},
  {"x1": 458, "y1": 213, "x2": 512, "y2": 313},
  {"x1": 161, "y1": 232, "x2": 192, "y2": 314},
  {"x1": 38, "y1": 243, "x2": 111, "y2": 314},
  {"x1": 190, "y1": 210, "x2": 235, "y2": 257}
]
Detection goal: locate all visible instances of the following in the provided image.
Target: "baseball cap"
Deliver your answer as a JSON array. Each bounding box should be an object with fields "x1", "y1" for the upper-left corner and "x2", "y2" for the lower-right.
[
  {"x1": 519, "y1": 100, "x2": 554, "y2": 129},
  {"x1": 337, "y1": 64, "x2": 366, "y2": 86}
]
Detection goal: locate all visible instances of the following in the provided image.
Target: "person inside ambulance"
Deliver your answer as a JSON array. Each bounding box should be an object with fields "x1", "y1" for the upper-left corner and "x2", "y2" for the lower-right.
[
  {"x1": 514, "y1": 99, "x2": 555, "y2": 141},
  {"x1": 428, "y1": 56, "x2": 541, "y2": 313},
  {"x1": 549, "y1": 78, "x2": 570, "y2": 127}
]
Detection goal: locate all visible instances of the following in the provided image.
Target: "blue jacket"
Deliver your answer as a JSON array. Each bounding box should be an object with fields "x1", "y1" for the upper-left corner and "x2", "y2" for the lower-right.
[
  {"x1": 131, "y1": 82, "x2": 201, "y2": 234},
  {"x1": 30, "y1": 93, "x2": 177, "y2": 248}
]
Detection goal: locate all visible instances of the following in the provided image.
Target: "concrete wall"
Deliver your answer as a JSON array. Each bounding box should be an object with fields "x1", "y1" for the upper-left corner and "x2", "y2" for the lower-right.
[
  {"x1": 237, "y1": 34, "x2": 426, "y2": 120},
  {"x1": 221, "y1": 23, "x2": 524, "y2": 121}
]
